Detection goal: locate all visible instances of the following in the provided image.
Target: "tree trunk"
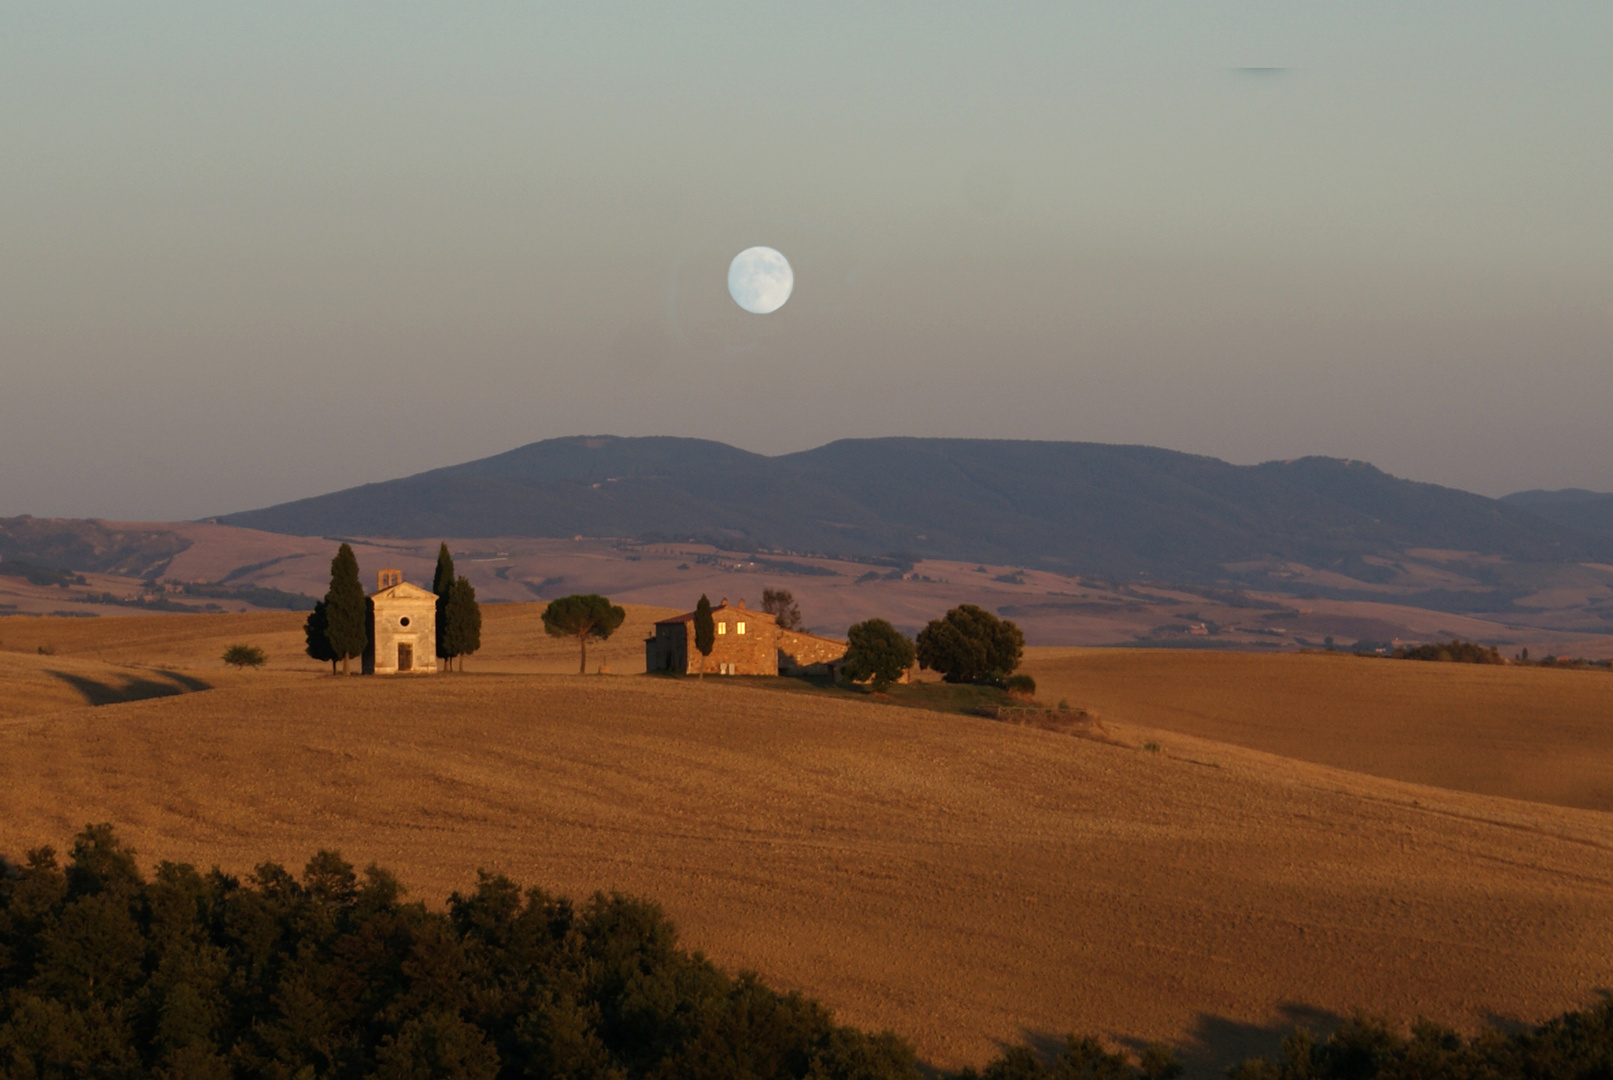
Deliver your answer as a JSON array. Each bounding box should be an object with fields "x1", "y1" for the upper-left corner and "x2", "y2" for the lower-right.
[
  {"x1": 579, "y1": 634, "x2": 587, "y2": 675},
  {"x1": 342, "y1": 654, "x2": 349, "y2": 676}
]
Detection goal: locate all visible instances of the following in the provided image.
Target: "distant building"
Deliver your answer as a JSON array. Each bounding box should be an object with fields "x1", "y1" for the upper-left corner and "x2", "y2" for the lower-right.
[
  {"x1": 646, "y1": 597, "x2": 849, "y2": 677},
  {"x1": 363, "y1": 568, "x2": 437, "y2": 675}
]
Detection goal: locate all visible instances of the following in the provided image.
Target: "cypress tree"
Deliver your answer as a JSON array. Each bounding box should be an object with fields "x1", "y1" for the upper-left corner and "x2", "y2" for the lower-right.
[
  {"x1": 432, "y1": 542, "x2": 455, "y2": 661},
  {"x1": 443, "y1": 575, "x2": 482, "y2": 671},
  {"x1": 693, "y1": 594, "x2": 715, "y2": 678},
  {"x1": 303, "y1": 600, "x2": 337, "y2": 674},
  {"x1": 323, "y1": 543, "x2": 368, "y2": 675}
]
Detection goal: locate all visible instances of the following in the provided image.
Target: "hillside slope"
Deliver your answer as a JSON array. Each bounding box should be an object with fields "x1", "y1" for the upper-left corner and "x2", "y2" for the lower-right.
[
  {"x1": 1022, "y1": 648, "x2": 1613, "y2": 811},
  {"x1": 1503, "y1": 489, "x2": 1613, "y2": 538},
  {"x1": 1, "y1": 675, "x2": 1610, "y2": 1074},
  {"x1": 217, "y1": 436, "x2": 1610, "y2": 580}
]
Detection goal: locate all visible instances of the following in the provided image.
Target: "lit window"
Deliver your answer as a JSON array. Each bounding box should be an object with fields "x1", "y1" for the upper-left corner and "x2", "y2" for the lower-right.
[
  {"x1": 718, "y1": 623, "x2": 727, "y2": 635},
  {"x1": 737, "y1": 622, "x2": 746, "y2": 635}
]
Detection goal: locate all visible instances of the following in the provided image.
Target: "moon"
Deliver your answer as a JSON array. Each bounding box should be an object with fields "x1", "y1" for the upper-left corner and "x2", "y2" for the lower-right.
[{"x1": 728, "y1": 246, "x2": 794, "y2": 314}]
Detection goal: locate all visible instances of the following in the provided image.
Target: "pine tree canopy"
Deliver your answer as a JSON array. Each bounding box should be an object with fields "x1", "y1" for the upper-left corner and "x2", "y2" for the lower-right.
[{"x1": 541, "y1": 593, "x2": 625, "y2": 674}]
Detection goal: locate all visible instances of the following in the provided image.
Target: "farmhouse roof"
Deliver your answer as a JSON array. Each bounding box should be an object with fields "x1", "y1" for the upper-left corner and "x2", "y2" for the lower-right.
[{"x1": 654, "y1": 598, "x2": 768, "y2": 625}]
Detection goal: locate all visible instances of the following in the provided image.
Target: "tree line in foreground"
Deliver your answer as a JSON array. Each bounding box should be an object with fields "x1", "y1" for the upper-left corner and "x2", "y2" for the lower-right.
[{"x1": 6, "y1": 827, "x2": 1613, "y2": 1080}]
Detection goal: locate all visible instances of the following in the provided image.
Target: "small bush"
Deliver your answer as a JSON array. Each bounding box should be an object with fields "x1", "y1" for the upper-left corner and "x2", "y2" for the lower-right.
[
  {"x1": 1003, "y1": 674, "x2": 1036, "y2": 697},
  {"x1": 36, "y1": 644, "x2": 55, "y2": 656},
  {"x1": 222, "y1": 643, "x2": 267, "y2": 669}
]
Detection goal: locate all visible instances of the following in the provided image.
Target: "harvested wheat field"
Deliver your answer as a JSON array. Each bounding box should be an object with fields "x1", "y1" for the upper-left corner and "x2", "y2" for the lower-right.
[
  {"x1": 1022, "y1": 648, "x2": 1613, "y2": 811},
  {"x1": 2, "y1": 670, "x2": 1612, "y2": 1074}
]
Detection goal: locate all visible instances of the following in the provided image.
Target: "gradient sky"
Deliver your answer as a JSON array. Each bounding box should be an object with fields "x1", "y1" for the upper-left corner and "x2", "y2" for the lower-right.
[{"x1": 3, "y1": 3, "x2": 1611, "y2": 520}]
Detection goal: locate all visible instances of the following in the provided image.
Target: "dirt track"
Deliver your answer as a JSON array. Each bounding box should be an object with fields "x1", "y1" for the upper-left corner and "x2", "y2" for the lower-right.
[{"x1": 2, "y1": 664, "x2": 1611, "y2": 1073}]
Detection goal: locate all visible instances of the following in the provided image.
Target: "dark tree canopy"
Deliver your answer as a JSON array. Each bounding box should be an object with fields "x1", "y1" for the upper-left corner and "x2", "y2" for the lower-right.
[
  {"x1": 0, "y1": 825, "x2": 922, "y2": 1080},
  {"x1": 5, "y1": 826, "x2": 1613, "y2": 1080},
  {"x1": 323, "y1": 543, "x2": 368, "y2": 675},
  {"x1": 915, "y1": 604, "x2": 1024, "y2": 684},
  {"x1": 222, "y1": 644, "x2": 267, "y2": 669},
  {"x1": 432, "y1": 541, "x2": 456, "y2": 660},
  {"x1": 762, "y1": 587, "x2": 803, "y2": 631},
  {"x1": 841, "y1": 619, "x2": 916, "y2": 690},
  {"x1": 541, "y1": 593, "x2": 626, "y2": 674},
  {"x1": 1394, "y1": 639, "x2": 1504, "y2": 664},
  {"x1": 693, "y1": 594, "x2": 715, "y2": 677},
  {"x1": 304, "y1": 599, "x2": 337, "y2": 672},
  {"x1": 442, "y1": 575, "x2": 482, "y2": 670}
]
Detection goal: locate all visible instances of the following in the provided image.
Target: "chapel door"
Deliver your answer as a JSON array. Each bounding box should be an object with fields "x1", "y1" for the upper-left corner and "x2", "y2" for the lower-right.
[{"x1": 397, "y1": 642, "x2": 413, "y2": 672}]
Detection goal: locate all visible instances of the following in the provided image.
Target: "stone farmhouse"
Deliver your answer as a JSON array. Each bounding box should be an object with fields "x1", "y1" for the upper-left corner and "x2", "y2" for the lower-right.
[
  {"x1": 363, "y1": 569, "x2": 437, "y2": 675},
  {"x1": 645, "y1": 598, "x2": 848, "y2": 677}
]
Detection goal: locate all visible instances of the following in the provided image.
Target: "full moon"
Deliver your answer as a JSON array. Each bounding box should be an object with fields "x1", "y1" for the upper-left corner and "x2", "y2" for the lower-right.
[{"x1": 728, "y1": 246, "x2": 793, "y2": 314}]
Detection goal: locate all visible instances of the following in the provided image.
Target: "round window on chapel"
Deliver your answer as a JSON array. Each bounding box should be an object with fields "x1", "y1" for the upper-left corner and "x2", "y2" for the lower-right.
[{"x1": 399, "y1": 616, "x2": 411, "y2": 627}]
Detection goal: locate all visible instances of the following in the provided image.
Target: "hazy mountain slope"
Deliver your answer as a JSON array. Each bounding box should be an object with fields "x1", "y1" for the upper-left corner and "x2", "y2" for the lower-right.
[
  {"x1": 218, "y1": 435, "x2": 1610, "y2": 579},
  {"x1": 1502, "y1": 489, "x2": 1613, "y2": 539}
]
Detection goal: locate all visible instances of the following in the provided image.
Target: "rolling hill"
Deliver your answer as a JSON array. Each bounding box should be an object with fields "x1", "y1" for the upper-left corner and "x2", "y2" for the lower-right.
[
  {"x1": 218, "y1": 436, "x2": 1611, "y2": 581},
  {"x1": 3, "y1": 656, "x2": 1612, "y2": 1072},
  {"x1": 8, "y1": 608, "x2": 1613, "y2": 1072}
]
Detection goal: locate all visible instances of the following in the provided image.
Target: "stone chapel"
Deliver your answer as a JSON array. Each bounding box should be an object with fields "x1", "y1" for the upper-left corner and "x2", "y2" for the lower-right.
[{"x1": 363, "y1": 569, "x2": 438, "y2": 674}]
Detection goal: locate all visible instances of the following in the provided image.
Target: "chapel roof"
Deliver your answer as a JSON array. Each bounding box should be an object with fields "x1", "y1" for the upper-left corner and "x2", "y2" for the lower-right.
[{"x1": 370, "y1": 580, "x2": 437, "y2": 602}]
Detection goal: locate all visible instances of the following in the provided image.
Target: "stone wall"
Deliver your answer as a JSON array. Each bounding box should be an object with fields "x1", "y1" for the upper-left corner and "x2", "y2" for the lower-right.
[{"x1": 777, "y1": 628, "x2": 848, "y2": 675}]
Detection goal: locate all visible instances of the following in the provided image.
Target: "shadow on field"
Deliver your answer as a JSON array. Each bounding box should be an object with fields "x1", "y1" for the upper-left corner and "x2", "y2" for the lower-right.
[
  {"x1": 1017, "y1": 1001, "x2": 1345, "y2": 1078},
  {"x1": 48, "y1": 669, "x2": 212, "y2": 707}
]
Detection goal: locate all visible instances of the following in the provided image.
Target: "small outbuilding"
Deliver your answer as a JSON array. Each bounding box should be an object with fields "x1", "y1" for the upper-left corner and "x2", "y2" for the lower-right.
[{"x1": 363, "y1": 569, "x2": 438, "y2": 675}]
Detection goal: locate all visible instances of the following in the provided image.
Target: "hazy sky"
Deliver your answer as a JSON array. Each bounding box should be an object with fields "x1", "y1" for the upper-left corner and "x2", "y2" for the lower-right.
[{"x1": 3, "y1": 3, "x2": 1611, "y2": 520}]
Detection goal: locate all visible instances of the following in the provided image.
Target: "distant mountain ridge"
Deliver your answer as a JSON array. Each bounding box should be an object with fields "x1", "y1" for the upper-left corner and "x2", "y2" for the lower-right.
[
  {"x1": 218, "y1": 436, "x2": 1613, "y2": 581},
  {"x1": 1500, "y1": 489, "x2": 1613, "y2": 540}
]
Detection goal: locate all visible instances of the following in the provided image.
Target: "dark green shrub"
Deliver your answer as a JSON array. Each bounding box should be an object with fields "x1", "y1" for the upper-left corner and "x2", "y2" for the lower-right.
[
  {"x1": 221, "y1": 644, "x2": 267, "y2": 669},
  {"x1": 1002, "y1": 674, "x2": 1036, "y2": 697}
]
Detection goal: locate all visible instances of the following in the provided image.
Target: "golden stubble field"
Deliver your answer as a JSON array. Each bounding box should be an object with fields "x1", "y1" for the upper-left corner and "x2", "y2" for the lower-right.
[
  {"x1": 1022, "y1": 648, "x2": 1613, "y2": 811},
  {"x1": 3, "y1": 609, "x2": 1613, "y2": 1073}
]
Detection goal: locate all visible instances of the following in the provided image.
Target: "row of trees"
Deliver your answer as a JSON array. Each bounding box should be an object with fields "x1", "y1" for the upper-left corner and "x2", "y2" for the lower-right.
[
  {"x1": 0, "y1": 825, "x2": 923, "y2": 1080},
  {"x1": 841, "y1": 603, "x2": 1027, "y2": 691},
  {"x1": 9, "y1": 826, "x2": 1613, "y2": 1080},
  {"x1": 301, "y1": 543, "x2": 481, "y2": 673},
  {"x1": 431, "y1": 544, "x2": 483, "y2": 671}
]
